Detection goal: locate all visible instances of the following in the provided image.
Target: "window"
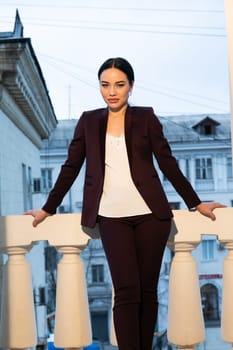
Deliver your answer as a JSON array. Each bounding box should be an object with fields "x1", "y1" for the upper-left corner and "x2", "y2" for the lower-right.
[
  {"x1": 201, "y1": 124, "x2": 213, "y2": 135},
  {"x1": 22, "y1": 163, "x2": 27, "y2": 210},
  {"x1": 192, "y1": 117, "x2": 219, "y2": 136},
  {"x1": 227, "y1": 157, "x2": 232, "y2": 179},
  {"x1": 92, "y1": 264, "x2": 104, "y2": 283},
  {"x1": 41, "y1": 168, "x2": 53, "y2": 192},
  {"x1": 201, "y1": 284, "x2": 220, "y2": 327},
  {"x1": 45, "y1": 246, "x2": 58, "y2": 271},
  {"x1": 195, "y1": 158, "x2": 213, "y2": 180},
  {"x1": 33, "y1": 286, "x2": 46, "y2": 306},
  {"x1": 91, "y1": 312, "x2": 109, "y2": 341},
  {"x1": 22, "y1": 164, "x2": 32, "y2": 211},
  {"x1": 202, "y1": 240, "x2": 215, "y2": 260},
  {"x1": 33, "y1": 178, "x2": 41, "y2": 193}
]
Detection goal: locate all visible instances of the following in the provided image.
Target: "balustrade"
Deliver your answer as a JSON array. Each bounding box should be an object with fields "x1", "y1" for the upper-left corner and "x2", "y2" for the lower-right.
[
  {"x1": 0, "y1": 209, "x2": 233, "y2": 349},
  {"x1": 0, "y1": 214, "x2": 92, "y2": 350}
]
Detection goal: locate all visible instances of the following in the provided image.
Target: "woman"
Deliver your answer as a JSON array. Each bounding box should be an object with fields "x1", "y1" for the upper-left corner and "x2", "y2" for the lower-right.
[{"x1": 27, "y1": 57, "x2": 225, "y2": 350}]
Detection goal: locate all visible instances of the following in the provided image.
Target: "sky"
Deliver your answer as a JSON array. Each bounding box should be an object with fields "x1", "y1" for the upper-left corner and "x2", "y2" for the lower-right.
[{"x1": 0, "y1": 0, "x2": 231, "y2": 119}]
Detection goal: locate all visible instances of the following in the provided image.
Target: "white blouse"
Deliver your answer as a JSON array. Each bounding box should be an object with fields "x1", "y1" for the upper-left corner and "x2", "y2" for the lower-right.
[{"x1": 98, "y1": 133, "x2": 151, "y2": 217}]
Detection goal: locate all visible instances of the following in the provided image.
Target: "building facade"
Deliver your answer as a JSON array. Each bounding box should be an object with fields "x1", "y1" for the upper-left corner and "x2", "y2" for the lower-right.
[
  {"x1": 0, "y1": 12, "x2": 57, "y2": 349},
  {"x1": 40, "y1": 112, "x2": 232, "y2": 349}
]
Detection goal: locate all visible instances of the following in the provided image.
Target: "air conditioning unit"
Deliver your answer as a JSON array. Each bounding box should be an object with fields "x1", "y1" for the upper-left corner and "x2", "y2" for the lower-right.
[
  {"x1": 58, "y1": 205, "x2": 70, "y2": 213},
  {"x1": 217, "y1": 243, "x2": 225, "y2": 251}
]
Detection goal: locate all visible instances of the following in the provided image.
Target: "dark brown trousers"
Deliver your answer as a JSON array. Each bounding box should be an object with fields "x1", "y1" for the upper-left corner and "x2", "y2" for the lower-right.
[{"x1": 98, "y1": 213, "x2": 171, "y2": 350}]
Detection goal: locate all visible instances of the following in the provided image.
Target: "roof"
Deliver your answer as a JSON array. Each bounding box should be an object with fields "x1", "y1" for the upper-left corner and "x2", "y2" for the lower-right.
[
  {"x1": 160, "y1": 113, "x2": 231, "y2": 143},
  {"x1": 42, "y1": 113, "x2": 231, "y2": 150},
  {"x1": 43, "y1": 119, "x2": 78, "y2": 149},
  {"x1": 0, "y1": 9, "x2": 23, "y2": 39}
]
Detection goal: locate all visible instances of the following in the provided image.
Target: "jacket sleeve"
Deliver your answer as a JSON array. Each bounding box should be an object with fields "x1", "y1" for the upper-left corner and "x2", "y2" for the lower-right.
[
  {"x1": 148, "y1": 109, "x2": 201, "y2": 209},
  {"x1": 42, "y1": 113, "x2": 86, "y2": 214}
]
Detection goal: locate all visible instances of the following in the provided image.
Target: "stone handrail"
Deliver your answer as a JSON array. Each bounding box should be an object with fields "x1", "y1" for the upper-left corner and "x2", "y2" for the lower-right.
[{"x1": 0, "y1": 208, "x2": 232, "y2": 350}]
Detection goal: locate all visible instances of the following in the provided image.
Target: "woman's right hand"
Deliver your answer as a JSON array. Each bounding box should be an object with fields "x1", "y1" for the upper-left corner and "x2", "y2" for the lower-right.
[{"x1": 24, "y1": 209, "x2": 51, "y2": 227}]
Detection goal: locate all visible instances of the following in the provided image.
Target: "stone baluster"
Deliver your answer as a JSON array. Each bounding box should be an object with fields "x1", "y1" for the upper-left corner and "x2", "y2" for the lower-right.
[
  {"x1": 167, "y1": 242, "x2": 205, "y2": 350},
  {"x1": 54, "y1": 245, "x2": 92, "y2": 349},
  {"x1": 167, "y1": 208, "x2": 233, "y2": 349},
  {"x1": 0, "y1": 245, "x2": 37, "y2": 348},
  {"x1": 220, "y1": 240, "x2": 233, "y2": 349},
  {"x1": 211, "y1": 208, "x2": 233, "y2": 349}
]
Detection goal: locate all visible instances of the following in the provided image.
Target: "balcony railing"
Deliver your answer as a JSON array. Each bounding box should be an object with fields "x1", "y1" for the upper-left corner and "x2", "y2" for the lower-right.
[{"x1": 0, "y1": 208, "x2": 233, "y2": 350}]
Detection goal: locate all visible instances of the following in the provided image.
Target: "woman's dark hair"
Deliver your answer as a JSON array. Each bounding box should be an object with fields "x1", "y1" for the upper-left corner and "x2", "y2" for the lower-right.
[{"x1": 98, "y1": 57, "x2": 134, "y2": 85}]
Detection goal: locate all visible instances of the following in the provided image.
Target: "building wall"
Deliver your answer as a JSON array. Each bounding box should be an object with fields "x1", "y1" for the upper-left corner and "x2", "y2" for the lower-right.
[
  {"x1": 0, "y1": 97, "x2": 48, "y2": 347},
  {"x1": 0, "y1": 108, "x2": 41, "y2": 215},
  {"x1": 0, "y1": 14, "x2": 57, "y2": 348},
  {"x1": 0, "y1": 107, "x2": 54, "y2": 347}
]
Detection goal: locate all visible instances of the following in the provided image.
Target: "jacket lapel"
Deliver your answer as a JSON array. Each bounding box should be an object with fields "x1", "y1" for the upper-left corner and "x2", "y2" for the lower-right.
[
  {"x1": 125, "y1": 105, "x2": 133, "y2": 165},
  {"x1": 99, "y1": 108, "x2": 108, "y2": 174}
]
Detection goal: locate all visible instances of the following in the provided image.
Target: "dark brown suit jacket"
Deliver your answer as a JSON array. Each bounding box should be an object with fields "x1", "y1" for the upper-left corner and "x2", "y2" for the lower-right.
[{"x1": 43, "y1": 106, "x2": 201, "y2": 228}]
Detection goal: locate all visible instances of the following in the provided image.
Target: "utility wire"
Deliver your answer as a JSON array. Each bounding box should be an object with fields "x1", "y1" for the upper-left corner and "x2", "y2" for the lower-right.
[
  {"x1": 1, "y1": 19, "x2": 226, "y2": 37},
  {"x1": 137, "y1": 80, "x2": 228, "y2": 106},
  {"x1": 1, "y1": 15, "x2": 226, "y2": 31},
  {"x1": 0, "y1": 3, "x2": 225, "y2": 13},
  {"x1": 39, "y1": 52, "x2": 229, "y2": 108},
  {"x1": 40, "y1": 55, "x2": 229, "y2": 113},
  {"x1": 135, "y1": 84, "x2": 228, "y2": 112},
  {"x1": 38, "y1": 52, "x2": 96, "y2": 74},
  {"x1": 40, "y1": 57, "x2": 97, "y2": 89}
]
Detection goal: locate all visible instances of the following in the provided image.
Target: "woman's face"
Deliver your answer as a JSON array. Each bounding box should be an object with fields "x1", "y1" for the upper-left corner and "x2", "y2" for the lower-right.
[{"x1": 99, "y1": 68, "x2": 133, "y2": 112}]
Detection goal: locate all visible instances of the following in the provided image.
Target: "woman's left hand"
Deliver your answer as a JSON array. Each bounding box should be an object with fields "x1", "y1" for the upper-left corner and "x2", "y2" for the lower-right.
[{"x1": 196, "y1": 202, "x2": 227, "y2": 221}]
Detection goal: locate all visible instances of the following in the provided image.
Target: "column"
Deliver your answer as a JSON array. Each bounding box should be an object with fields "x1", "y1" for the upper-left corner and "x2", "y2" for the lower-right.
[
  {"x1": 189, "y1": 158, "x2": 196, "y2": 188},
  {"x1": 220, "y1": 240, "x2": 233, "y2": 349},
  {"x1": 0, "y1": 246, "x2": 37, "y2": 348},
  {"x1": 167, "y1": 242, "x2": 205, "y2": 350},
  {"x1": 54, "y1": 246, "x2": 92, "y2": 349}
]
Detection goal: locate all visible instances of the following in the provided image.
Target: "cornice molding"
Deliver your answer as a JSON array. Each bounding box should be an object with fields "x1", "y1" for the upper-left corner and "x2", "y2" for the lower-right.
[
  {"x1": 0, "y1": 85, "x2": 43, "y2": 148},
  {"x1": 0, "y1": 39, "x2": 57, "y2": 139}
]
